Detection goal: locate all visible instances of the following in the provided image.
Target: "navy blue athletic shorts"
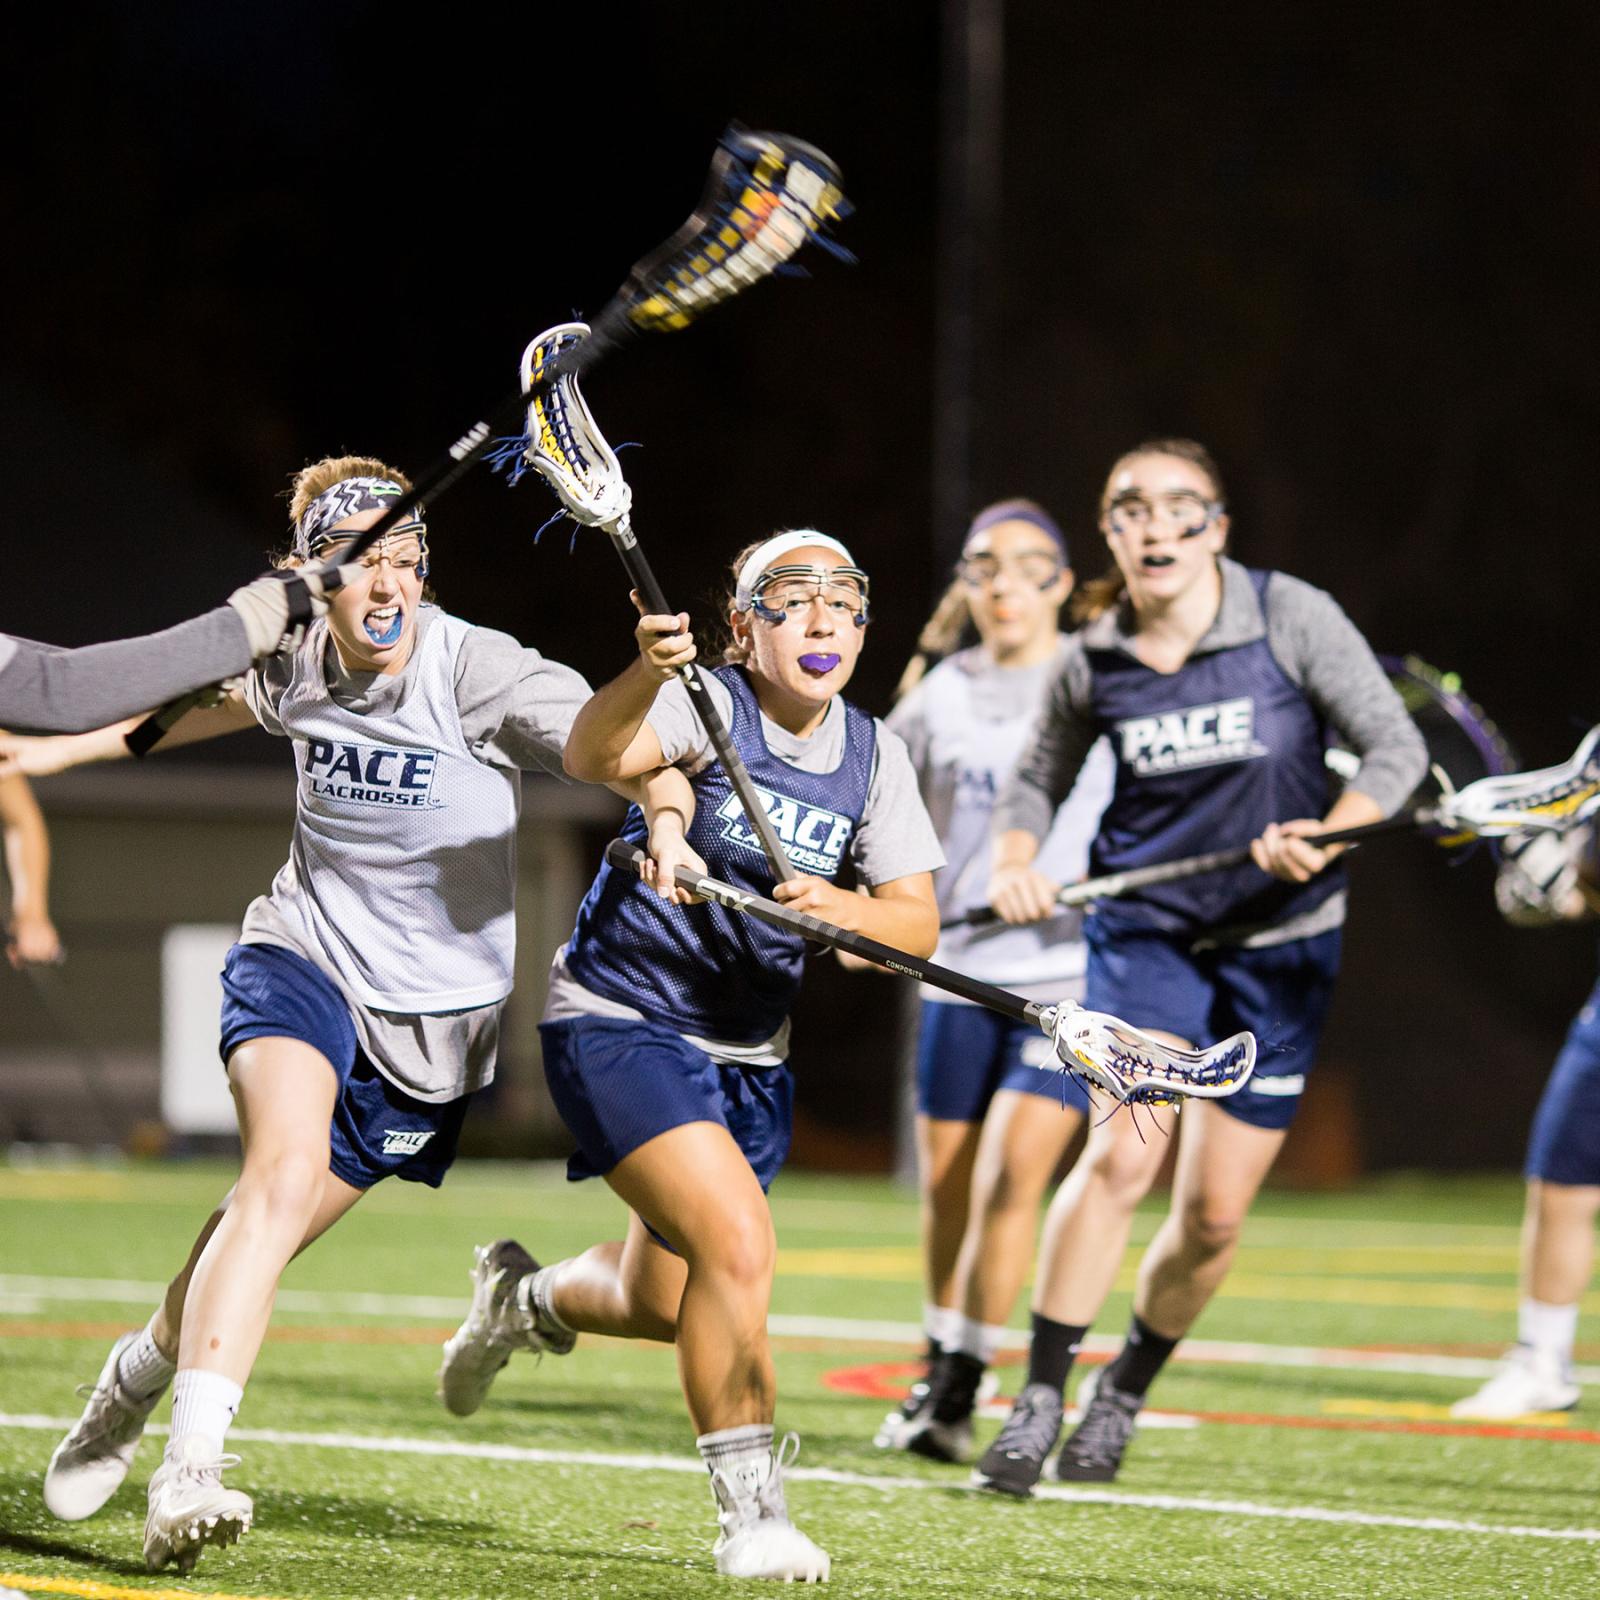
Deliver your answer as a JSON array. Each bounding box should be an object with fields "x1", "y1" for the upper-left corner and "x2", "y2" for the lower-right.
[
  {"x1": 539, "y1": 1015, "x2": 793, "y2": 1235},
  {"x1": 1525, "y1": 978, "x2": 1600, "y2": 1186},
  {"x1": 218, "y1": 942, "x2": 470, "y2": 1190},
  {"x1": 1084, "y1": 921, "x2": 1343, "y2": 1131},
  {"x1": 915, "y1": 999, "x2": 1091, "y2": 1122}
]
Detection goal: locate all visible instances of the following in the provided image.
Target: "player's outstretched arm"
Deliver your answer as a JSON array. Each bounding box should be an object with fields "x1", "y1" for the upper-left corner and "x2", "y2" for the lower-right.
[
  {"x1": 0, "y1": 572, "x2": 331, "y2": 737},
  {"x1": 0, "y1": 687, "x2": 256, "y2": 779}
]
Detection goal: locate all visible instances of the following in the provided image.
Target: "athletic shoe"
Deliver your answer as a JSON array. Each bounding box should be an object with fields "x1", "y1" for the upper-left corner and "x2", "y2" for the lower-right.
[
  {"x1": 901, "y1": 1351, "x2": 986, "y2": 1464},
  {"x1": 972, "y1": 1382, "x2": 1063, "y2": 1498},
  {"x1": 437, "y1": 1239, "x2": 575, "y2": 1417},
  {"x1": 873, "y1": 1359, "x2": 936, "y2": 1450},
  {"x1": 710, "y1": 1433, "x2": 830, "y2": 1582},
  {"x1": 1450, "y1": 1345, "x2": 1580, "y2": 1419},
  {"x1": 1055, "y1": 1368, "x2": 1143, "y2": 1482},
  {"x1": 142, "y1": 1436, "x2": 252, "y2": 1574},
  {"x1": 44, "y1": 1332, "x2": 162, "y2": 1521}
]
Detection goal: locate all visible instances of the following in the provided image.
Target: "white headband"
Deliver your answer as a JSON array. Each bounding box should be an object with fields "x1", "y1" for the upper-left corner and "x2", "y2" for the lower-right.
[{"x1": 734, "y1": 530, "x2": 859, "y2": 609}]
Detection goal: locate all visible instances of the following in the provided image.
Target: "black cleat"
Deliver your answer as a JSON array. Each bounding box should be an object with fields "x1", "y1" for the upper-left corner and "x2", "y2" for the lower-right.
[
  {"x1": 972, "y1": 1382, "x2": 1063, "y2": 1498},
  {"x1": 903, "y1": 1351, "x2": 986, "y2": 1464},
  {"x1": 1055, "y1": 1369, "x2": 1143, "y2": 1482}
]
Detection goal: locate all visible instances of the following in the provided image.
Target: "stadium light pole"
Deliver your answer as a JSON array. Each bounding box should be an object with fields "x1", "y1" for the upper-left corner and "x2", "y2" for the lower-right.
[{"x1": 898, "y1": 0, "x2": 1007, "y2": 1184}]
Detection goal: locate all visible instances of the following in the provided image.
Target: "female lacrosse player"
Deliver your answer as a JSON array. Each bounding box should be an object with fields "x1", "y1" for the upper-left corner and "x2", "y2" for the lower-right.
[
  {"x1": 866, "y1": 500, "x2": 1112, "y2": 1464},
  {"x1": 972, "y1": 438, "x2": 1426, "y2": 1496},
  {"x1": 1, "y1": 770, "x2": 62, "y2": 966},
  {"x1": 1452, "y1": 824, "x2": 1600, "y2": 1418},
  {"x1": 0, "y1": 569, "x2": 332, "y2": 735},
  {"x1": 16, "y1": 457, "x2": 599, "y2": 1576},
  {"x1": 435, "y1": 531, "x2": 944, "y2": 1583}
]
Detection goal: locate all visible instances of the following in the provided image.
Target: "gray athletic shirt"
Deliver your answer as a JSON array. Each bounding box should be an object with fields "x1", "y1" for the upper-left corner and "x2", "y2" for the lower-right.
[
  {"x1": 240, "y1": 606, "x2": 591, "y2": 1101},
  {"x1": 0, "y1": 608, "x2": 252, "y2": 735},
  {"x1": 543, "y1": 670, "x2": 946, "y2": 1065}
]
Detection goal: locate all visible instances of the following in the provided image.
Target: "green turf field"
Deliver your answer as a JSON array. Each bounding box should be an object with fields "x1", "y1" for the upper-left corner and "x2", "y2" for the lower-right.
[{"x1": 2, "y1": 1158, "x2": 1597, "y2": 1600}]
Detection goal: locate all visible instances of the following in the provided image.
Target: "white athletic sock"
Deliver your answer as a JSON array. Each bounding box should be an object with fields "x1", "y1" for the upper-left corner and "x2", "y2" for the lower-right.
[
  {"x1": 524, "y1": 1262, "x2": 576, "y2": 1335},
  {"x1": 1518, "y1": 1298, "x2": 1579, "y2": 1366},
  {"x1": 954, "y1": 1314, "x2": 1010, "y2": 1365},
  {"x1": 697, "y1": 1422, "x2": 775, "y2": 1478},
  {"x1": 115, "y1": 1322, "x2": 177, "y2": 1401},
  {"x1": 167, "y1": 1369, "x2": 243, "y2": 1459},
  {"x1": 924, "y1": 1303, "x2": 963, "y2": 1353}
]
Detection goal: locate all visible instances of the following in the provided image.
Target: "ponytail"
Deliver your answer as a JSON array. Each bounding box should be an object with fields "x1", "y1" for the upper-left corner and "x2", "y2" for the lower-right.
[{"x1": 895, "y1": 577, "x2": 972, "y2": 700}]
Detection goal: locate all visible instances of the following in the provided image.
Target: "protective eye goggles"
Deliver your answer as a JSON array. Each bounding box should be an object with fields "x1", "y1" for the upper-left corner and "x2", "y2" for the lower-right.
[
  {"x1": 309, "y1": 521, "x2": 430, "y2": 578},
  {"x1": 745, "y1": 563, "x2": 870, "y2": 627},
  {"x1": 956, "y1": 550, "x2": 1064, "y2": 590},
  {"x1": 1103, "y1": 491, "x2": 1222, "y2": 539}
]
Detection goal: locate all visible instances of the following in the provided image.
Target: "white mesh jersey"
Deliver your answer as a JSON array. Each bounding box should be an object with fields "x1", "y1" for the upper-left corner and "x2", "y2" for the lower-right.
[
  {"x1": 253, "y1": 612, "x2": 520, "y2": 1014},
  {"x1": 890, "y1": 641, "x2": 1113, "y2": 1003}
]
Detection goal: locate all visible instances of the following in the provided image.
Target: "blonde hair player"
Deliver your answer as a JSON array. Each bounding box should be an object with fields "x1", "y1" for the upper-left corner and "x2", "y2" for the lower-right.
[
  {"x1": 434, "y1": 530, "x2": 944, "y2": 1583},
  {"x1": 9, "y1": 455, "x2": 611, "y2": 1575},
  {"x1": 972, "y1": 438, "x2": 1426, "y2": 1496},
  {"x1": 862, "y1": 499, "x2": 1112, "y2": 1464}
]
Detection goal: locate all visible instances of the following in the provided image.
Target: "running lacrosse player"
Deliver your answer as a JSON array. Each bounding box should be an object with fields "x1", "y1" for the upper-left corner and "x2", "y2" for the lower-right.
[
  {"x1": 972, "y1": 438, "x2": 1427, "y2": 1496},
  {"x1": 1, "y1": 770, "x2": 62, "y2": 967},
  {"x1": 863, "y1": 500, "x2": 1112, "y2": 1463},
  {"x1": 435, "y1": 531, "x2": 944, "y2": 1583},
  {"x1": 11, "y1": 457, "x2": 599, "y2": 1575},
  {"x1": 0, "y1": 569, "x2": 334, "y2": 735},
  {"x1": 1452, "y1": 823, "x2": 1600, "y2": 1418}
]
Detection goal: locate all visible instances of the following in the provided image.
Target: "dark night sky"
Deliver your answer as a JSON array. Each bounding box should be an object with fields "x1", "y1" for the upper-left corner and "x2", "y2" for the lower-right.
[{"x1": 4, "y1": 2, "x2": 1598, "y2": 1164}]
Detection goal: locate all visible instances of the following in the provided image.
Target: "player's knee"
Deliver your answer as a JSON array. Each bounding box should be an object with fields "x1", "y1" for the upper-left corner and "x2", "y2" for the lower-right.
[
  {"x1": 696, "y1": 1206, "x2": 775, "y2": 1290},
  {"x1": 1085, "y1": 1141, "x2": 1159, "y2": 1210},
  {"x1": 977, "y1": 1161, "x2": 1045, "y2": 1218},
  {"x1": 1179, "y1": 1201, "x2": 1243, "y2": 1257},
  {"x1": 238, "y1": 1146, "x2": 329, "y2": 1224}
]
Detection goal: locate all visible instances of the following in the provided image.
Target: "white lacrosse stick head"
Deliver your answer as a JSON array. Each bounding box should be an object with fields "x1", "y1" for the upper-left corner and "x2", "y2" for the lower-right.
[
  {"x1": 1040, "y1": 1002, "x2": 1256, "y2": 1107},
  {"x1": 1439, "y1": 725, "x2": 1600, "y2": 838},
  {"x1": 518, "y1": 323, "x2": 632, "y2": 529}
]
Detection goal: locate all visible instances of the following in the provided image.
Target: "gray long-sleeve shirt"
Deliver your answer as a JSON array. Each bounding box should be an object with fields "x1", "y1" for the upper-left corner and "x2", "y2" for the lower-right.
[
  {"x1": 994, "y1": 558, "x2": 1428, "y2": 942},
  {"x1": 0, "y1": 608, "x2": 252, "y2": 734}
]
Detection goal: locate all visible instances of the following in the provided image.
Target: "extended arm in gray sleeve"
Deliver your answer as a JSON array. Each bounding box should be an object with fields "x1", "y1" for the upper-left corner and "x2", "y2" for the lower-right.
[
  {"x1": 991, "y1": 646, "x2": 1100, "y2": 841},
  {"x1": 0, "y1": 607, "x2": 252, "y2": 735},
  {"x1": 1264, "y1": 574, "x2": 1428, "y2": 816}
]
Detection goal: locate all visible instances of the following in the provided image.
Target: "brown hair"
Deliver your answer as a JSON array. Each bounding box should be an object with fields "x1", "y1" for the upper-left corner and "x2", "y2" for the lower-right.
[
  {"x1": 1073, "y1": 438, "x2": 1227, "y2": 623},
  {"x1": 713, "y1": 537, "x2": 777, "y2": 667}
]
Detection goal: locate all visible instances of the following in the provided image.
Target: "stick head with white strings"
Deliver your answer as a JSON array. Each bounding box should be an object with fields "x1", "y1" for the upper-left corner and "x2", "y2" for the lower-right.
[
  {"x1": 1436, "y1": 725, "x2": 1600, "y2": 839},
  {"x1": 1039, "y1": 1003, "x2": 1257, "y2": 1108}
]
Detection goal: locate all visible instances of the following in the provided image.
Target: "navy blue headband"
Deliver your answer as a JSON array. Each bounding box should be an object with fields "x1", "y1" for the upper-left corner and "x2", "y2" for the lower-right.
[{"x1": 965, "y1": 500, "x2": 1068, "y2": 564}]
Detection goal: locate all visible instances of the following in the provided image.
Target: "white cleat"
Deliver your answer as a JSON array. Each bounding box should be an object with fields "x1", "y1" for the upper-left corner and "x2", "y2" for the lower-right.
[
  {"x1": 1451, "y1": 1345, "x2": 1580, "y2": 1420},
  {"x1": 143, "y1": 1436, "x2": 253, "y2": 1574},
  {"x1": 437, "y1": 1239, "x2": 575, "y2": 1418},
  {"x1": 44, "y1": 1332, "x2": 162, "y2": 1520},
  {"x1": 710, "y1": 1434, "x2": 831, "y2": 1583}
]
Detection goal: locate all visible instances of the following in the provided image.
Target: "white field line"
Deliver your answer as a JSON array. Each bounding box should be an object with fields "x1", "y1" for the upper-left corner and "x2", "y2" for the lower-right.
[
  {"x1": 0, "y1": 1412, "x2": 1594, "y2": 1544},
  {"x1": 2, "y1": 1273, "x2": 1593, "y2": 1383}
]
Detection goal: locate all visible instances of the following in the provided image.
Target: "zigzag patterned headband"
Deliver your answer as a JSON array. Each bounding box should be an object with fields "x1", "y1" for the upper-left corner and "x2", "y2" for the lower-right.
[{"x1": 292, "y1": 477, "x2": 425, "y2": 557}]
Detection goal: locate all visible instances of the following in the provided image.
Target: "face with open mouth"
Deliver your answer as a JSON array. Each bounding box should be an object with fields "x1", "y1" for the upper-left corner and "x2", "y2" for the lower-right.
[
  {"x1": 1100, "y1": 452, "x2": 1227, "y2": 607},
  {"x1": 315, "y1": 509, "x2": 428, "y2": 676},
  {"x1": 735, "y1": 543, "x2": 867, "y2": 734}
]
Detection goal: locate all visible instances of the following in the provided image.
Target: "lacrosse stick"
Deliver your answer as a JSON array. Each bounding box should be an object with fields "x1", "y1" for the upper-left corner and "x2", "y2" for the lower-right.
[
  {"x1": 125, "y1": 126, "x2": 851, "y2": 756},
  {"x1": 947, "y1": 655, "x2": 1518, "y2": 929},
  {"x1": 508, "y1": 321, "x2": 797, "y2": 880},
  {"x1": 604, "y1": 839, "x2": 1255, "y2": 1107}
]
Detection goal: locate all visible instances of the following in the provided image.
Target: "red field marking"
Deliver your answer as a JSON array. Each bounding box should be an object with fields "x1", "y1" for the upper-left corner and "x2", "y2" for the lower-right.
[{"x1": 823, "y1": 1358, "x2": 1600, "y2": 1445}]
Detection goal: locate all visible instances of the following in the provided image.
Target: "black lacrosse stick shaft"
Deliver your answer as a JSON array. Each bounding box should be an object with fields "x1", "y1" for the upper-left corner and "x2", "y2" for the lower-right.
[
  {"x1": 606, "y1": 838, "x2": 1039, "y2": 1025},
  {"x1": 945, "y1": 807, "x2": 1432, "y2": 930},
  {"x1": 605, "y1": 525, "x2": 797, "y2": 883}
]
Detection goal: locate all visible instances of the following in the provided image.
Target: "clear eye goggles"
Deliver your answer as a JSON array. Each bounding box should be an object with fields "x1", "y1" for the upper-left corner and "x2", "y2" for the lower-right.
[
  {"x1": 1103, "y1": 491, "x2": 1222, "y2": 539},
  {"x1": 745, "y1": 563, "x2": 871, "y2": 627},
  {"x1": 309, "y1": 521, "x2": 430, "y2": 577}
]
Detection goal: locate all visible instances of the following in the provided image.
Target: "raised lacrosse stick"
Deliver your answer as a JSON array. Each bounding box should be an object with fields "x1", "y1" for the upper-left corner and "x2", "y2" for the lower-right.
[
  {"x1": 946, "y1": 656, "x2": 1518, "y2": 930},
  {"x1": 511, "y1": 321, "x2": 798, "y2": 882},
  {"x1": 125, "y1": 125, "x2": 851, "y2": 756},
  {"x1": 604, "y1": 839, "x2": 1255, "y2": 1107}
]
